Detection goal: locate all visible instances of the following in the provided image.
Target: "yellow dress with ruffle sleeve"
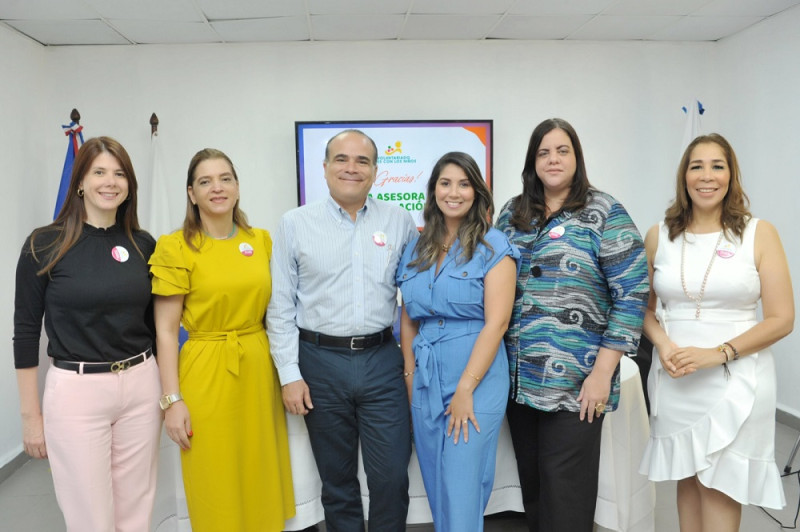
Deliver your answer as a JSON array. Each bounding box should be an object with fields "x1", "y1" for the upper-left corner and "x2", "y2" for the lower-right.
[{"x1": 150, "y1": 228, "x2": 294, "y2": 531}]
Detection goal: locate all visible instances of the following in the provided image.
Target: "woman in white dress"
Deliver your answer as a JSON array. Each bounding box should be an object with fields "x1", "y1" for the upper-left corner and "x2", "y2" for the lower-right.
[{"x1": 639, "y1": 133, "x2": 794, "y2": 531}]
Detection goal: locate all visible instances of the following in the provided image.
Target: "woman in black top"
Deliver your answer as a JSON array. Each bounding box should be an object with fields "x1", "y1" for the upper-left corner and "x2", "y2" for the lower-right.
[{"x1": 13, "y1": 136, "x2": 162, "y2": 532}]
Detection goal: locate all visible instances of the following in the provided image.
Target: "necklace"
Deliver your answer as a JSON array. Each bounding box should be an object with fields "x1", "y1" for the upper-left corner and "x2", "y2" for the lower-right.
[
  {"x1": 680, "y1": 230, "x2": 724, "y2": 319},
  {"x1": 204, "y1": 224, "x2": 237, "y2": 240},
  {"x1": 441, "y1": 234, "x2": 456, "y2": 253}
]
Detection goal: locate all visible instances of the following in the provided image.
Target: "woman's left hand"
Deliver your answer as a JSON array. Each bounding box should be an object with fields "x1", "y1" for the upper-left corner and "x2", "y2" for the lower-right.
[
  {"x1": 578, "y1": 372, "x2": 611, "y2": 423},
  {"x1": 445, "y1": 388, "x2": 480, "y2": 444},
  {"x1": 670, "y1": 346, "x2": 725, "y2": 375}
]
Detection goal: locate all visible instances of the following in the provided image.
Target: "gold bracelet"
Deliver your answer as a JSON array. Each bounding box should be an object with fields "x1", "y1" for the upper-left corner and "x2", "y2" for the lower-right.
[
  {"x1": 403, "y1": 371, "x2": 414, "y2": 378},
  {"x1": 723, "y1": 342, "x2": 740, "y2": 360},
  {"x1": 717, "y1": 344, "x2": 732, "y2": 363},
  {"x1": 466, "y1": 370, "x2": 481, "y2": 382}
]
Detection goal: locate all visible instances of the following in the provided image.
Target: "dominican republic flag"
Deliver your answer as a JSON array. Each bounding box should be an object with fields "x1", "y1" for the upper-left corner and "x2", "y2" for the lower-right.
[{"x1": 53, "y1": 122, "x2": 84, "y2": 219}]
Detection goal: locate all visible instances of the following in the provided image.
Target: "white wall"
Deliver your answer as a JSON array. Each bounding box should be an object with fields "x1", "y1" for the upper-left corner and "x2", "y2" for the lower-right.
[
  {"x1": 717, "y1": 6, "x2": 800, "y2": 418},
  {"x1": 36, "y1": 39, "x2": 719, "y2": 235},
  {"x1": 1, "y1": 6, "x2": 797, "y2": 466},
  {"x1": 0, "y1": 26, "x2": 49, "y2": 467}
]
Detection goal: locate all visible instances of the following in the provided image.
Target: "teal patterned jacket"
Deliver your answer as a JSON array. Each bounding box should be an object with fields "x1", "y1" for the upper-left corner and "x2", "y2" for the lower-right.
[{"x1": 495, "y1": 189, "x2": 648, "y2": 413}]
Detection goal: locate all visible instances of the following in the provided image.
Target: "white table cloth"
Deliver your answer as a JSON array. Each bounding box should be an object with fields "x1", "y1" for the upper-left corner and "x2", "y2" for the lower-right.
[{"x1": 152, "y1": 356, "x2": 655, "y2": 532}]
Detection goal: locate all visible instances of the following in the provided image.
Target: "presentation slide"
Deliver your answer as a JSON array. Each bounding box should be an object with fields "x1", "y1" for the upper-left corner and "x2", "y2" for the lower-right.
[{"x1": 296, "y1": 120, "x2": 492, "y2": 227}]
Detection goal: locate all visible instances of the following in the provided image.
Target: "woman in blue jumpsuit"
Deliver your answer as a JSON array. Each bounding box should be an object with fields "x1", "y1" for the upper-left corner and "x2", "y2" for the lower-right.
[{"x1": 397, "y1": 152, "x2": 518, "y2": 531}]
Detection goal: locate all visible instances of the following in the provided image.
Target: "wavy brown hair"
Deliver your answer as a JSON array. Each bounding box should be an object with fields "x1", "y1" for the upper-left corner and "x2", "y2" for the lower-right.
[
  {"x1": 408, "y1": 152, "x2": 493, "y2": 271},
  {"x1": 30, "y1": 136, "x2": 144, "y2": 275},
  {"x1": 183, "y1": 148, "x2": 252, "y2": 251},
  {"x1": 664, "y1": 133, "x2": 750, "y2": 241},
  {"x1": 509, "y1": 118, "x2": 592, "y2": 231}
]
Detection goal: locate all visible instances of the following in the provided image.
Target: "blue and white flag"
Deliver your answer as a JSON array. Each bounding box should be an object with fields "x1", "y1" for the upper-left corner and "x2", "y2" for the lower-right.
[{"x1": 54, "y1": 122, "x2": 84, "y2": 219}]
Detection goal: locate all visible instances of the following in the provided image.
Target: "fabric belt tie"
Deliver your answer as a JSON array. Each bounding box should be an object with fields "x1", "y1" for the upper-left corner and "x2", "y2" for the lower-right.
[
  {"x1": 188, "y1": 324, "x2": 263, "y2": 376},
  {"x1": 413, "y1": 318, "x2": 484, "y2": 431},
  {"x1": 414, "y1": 333, "x2": 444, "y2": 431}
]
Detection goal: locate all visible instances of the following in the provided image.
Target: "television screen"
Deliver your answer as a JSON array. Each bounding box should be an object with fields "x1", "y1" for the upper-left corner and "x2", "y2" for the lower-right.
[{"x1": 295, "y1": 120, "x2": 493, "y2": 227}]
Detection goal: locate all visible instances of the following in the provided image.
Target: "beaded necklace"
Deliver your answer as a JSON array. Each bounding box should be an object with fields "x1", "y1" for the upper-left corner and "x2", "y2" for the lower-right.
[{"x1": 680, "y1": 230, "x2": 724, "y2": 319}]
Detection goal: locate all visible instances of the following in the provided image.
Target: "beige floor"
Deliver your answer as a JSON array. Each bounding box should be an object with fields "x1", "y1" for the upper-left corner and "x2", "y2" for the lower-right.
[{"x1": 1, "y1": 422, "x2": 798, "y2": 531}]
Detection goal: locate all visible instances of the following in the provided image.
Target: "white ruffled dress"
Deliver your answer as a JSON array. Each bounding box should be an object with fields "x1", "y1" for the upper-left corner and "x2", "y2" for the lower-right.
[{"x1": 639, "y1": 219, "x2": 785, "y2": 509}]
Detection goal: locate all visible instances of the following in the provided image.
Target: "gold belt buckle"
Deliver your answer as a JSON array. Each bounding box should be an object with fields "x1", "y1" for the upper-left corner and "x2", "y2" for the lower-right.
[{"x1": 110, "y1": 360, "x2": 131, "y2": 373}]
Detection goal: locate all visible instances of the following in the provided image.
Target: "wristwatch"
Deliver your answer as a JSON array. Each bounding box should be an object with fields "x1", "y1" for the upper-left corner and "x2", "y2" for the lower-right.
[{"x1": 160, "y1": 392, "x2": 183, "y2": 411}]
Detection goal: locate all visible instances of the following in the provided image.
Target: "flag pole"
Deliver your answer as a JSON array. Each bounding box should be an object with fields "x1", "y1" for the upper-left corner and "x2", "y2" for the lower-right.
[
  {"x1": 53, "y1": 109, "x2": 85, "y2": 220},
  {"x1": 150, "y1": 112, "x2": 159, "y2": 135}
]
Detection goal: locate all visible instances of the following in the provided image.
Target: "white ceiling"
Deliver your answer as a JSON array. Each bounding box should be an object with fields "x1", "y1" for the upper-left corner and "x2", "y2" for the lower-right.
[{"x1": 1, "y1": 0, "x2": 798, "y2": 46}]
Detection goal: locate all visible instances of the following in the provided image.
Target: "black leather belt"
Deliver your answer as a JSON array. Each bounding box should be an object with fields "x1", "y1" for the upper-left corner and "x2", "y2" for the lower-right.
[
  {"x1": 53, "y1": 348, "x2": 153, "y2": 374},
  {"x1": 298, "y1": 327, "x2": 394, "y2": 351}
]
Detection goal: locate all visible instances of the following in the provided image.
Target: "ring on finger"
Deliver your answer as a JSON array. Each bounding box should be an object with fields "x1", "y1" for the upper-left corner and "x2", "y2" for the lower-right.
[
  {"x1": 594, "y1": 403, "x2": 606, "y2": 414},
  {"x1": 462, "y1": 420, "x2": 468, "y2": 424}
]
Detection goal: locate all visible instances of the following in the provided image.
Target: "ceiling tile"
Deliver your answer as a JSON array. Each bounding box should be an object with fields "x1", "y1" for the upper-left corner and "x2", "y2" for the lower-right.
[
  {"x1": 0, "y1": 0, "x2": 97, "y2": 20},
  {"x1": 308, "y1": 0, "x2": 412, "y2": 15},
  {"x1": 3, "y1": 19, "x2": 128, "y2": 45},
  {"x1": 650, "y1": 15, "x2": 764, "y2": 40},
  {"x1": 409, "y1": 0, "x2": 515, "y2": 15},
  {"x1": 211, "y1": 17, "x2": 309, "y2": 42},
  {"x1": 488, "y1": 15, "x2": 593, "y2": 39},
  {"x1": 508, "y1": 0, "x2": 616, "y2": 16},
  {"x1": 310, "y1": 14, "x2": 405, "y2": 40},
  {"x1": 693, "y1": 0, "x2": 800, "y2": 17},
  {"x1": 568, "y1": 15, "x2": 683, "y2": 40},
  {"x1": 602, "y1": 0, "x2": 711, "y2": 16},
  {"x1": 401, "y1": 14, "x2": 501, "y2": 39},
  {"x1": 196, "y1": 0, "x2": 305, "y2": 20},
  {"x1": 109, "y1": 19, "x2": 221, "y2": 44},
  {"x1": 83, "y1": 0, "x2": 204, "y2": 22}
]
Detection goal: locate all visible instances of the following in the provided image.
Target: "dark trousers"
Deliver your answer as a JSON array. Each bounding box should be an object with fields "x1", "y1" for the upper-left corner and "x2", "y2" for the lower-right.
[
  {"x1": 300, "y1": 339, "x2": 411, "y2": 532},
  {"x1": 506, "y1": 400, "x2": 604, "y2": 532}
]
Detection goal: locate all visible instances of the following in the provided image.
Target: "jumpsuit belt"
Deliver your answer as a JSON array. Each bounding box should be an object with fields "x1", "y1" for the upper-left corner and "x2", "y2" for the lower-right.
[
  {"x1": 187, "y1": 324, "x2": 264, "y2": 376},
  {"x1": 415, "y1": 318, "x2": 484, "y2": 430}
]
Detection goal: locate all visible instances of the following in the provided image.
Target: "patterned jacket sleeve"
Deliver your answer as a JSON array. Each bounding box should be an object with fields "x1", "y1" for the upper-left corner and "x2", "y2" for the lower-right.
[{"x1": 598, "y1": 200, "x2": 649, "y2": 353}]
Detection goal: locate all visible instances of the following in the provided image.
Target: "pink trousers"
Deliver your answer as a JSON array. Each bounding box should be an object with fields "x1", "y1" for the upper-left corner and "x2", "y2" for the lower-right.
[{"x1": 43, "y1": 355, "x2": 163, "y2": 532}]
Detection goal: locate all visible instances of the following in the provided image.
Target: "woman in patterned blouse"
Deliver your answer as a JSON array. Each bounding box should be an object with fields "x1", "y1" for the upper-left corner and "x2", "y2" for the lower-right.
[{"x1": 495, "y1": 118, "x2": 649, "y2": 531}]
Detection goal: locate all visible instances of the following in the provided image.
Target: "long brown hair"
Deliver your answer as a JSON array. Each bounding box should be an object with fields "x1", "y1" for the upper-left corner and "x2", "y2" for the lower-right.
[
  {"x1": 182, "y1": 148, "x2": 251, "y2": 251},
  {"x1": 509, "y1": 118, "x2": 591, "y2": 231},
  {"x1": 664, "y1": 133, "x2": 750, "y2": 241},
  {"x1": 30, "y1": 136, "x2": 144, "y2": 275},
  {"x1": 408, "y1": 152, "x2": 493, "y2": 271}
]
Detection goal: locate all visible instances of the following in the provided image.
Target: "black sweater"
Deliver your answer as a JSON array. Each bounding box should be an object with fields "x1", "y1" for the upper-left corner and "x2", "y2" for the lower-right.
[{"x1": 13, "y1": 224, "x2": 156, "y2": 368}]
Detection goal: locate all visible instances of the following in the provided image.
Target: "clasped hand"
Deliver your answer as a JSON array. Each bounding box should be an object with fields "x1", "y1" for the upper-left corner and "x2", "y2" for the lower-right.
[{"x1": 659, "y1": 342, "x2": 723, "y2": 378}]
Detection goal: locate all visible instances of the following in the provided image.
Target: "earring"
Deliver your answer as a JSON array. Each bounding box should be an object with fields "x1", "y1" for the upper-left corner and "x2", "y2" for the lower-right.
[{"x1": 77, "y1": 189, "x2": 84, "y2": 198}]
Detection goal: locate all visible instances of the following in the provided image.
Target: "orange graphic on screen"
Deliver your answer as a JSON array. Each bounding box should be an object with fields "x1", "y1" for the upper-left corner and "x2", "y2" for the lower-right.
[{"x1": 385, "y1": 141, "x2": 403, "y2": 155}]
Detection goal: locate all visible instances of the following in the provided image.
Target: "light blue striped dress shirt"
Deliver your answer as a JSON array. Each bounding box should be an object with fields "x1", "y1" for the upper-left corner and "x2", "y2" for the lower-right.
[{"x1": 267, "y1": 196, "x2": 418, "y2": 385}]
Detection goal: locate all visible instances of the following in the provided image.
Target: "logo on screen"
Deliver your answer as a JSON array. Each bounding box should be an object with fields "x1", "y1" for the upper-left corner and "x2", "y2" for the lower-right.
[
  {"x1": 385, "y1": 141, "x2": 403, "y2": 155},
  {"x1": 378, "y1": 141, "x2": 417, "y2": 164}
]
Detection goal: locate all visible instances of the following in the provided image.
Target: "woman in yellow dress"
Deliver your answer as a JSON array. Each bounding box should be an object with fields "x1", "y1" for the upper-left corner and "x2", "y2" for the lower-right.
[{"x1": 149, "y1": 148, "x2": 295, "y2": 531}]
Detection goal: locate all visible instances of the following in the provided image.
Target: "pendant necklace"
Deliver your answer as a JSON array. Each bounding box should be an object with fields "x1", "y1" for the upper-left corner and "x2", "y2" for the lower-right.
[{"x1": 680, "y1": 230, "x2": 724, "y2": 319}]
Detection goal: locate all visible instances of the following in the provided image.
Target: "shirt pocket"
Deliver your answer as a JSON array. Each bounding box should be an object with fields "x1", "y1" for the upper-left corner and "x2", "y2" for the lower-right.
[
  {"x1": 397, "y1": 266, "x2": 425, "y2": 318},
  {"x1": 446, "y1": 263, "x2": 484, "y2": 305},
  {"x1": 376, "y1": 245, "x2": 402, "y2": 285}
]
